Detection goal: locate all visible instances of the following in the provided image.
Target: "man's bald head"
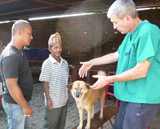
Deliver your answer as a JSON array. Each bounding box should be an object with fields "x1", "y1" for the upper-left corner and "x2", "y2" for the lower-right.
[{"x1": 12, "y1": 20, "x2": 31, "y2": 36}]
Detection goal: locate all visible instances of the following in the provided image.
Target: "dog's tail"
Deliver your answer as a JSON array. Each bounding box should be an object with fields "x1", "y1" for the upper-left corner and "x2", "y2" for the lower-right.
[{"x1": 97, "y1": 70, "x2": 107, "y2": 76}]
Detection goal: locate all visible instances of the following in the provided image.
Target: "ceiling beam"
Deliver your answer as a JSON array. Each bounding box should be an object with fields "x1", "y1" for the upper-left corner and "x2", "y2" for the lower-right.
[
  {"x1": 135, "y1": 0, "x2": 160, "y2": 8},
  {"x1": 0, "y1": 6, "x2": 53, "y2": 16},
  {"x1": 30, "y1": 0, "x2": 69, "y2": 9},
  {"x1": 0, "y1": 0, "x2": 21, "y2": 5},
  {"x1": 62, "y1": 0, "x2": 106, "y2": 6}
]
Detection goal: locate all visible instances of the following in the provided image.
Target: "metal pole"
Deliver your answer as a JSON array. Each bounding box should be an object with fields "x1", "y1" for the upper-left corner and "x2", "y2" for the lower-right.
[{"x1": 0, "y1": 41, "x2": 2, "y2": 53}]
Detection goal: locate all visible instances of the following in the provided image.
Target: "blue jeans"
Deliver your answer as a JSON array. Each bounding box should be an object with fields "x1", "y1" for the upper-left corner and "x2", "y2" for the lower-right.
[{"x1": 2, "y1": 98, "x2": 31, "y2": 129}]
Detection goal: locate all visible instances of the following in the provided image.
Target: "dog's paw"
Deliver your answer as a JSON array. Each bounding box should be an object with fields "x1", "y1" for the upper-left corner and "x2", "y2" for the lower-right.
[
  {"x1": 99, "y1": 115, "x2": 103, "y2": 119},
  {"x1": 77, "y1": 125, "x2": 82, "y2": 129},
  {"x1": 85, "y1": 125, "x2": 90, "y2": 129}
]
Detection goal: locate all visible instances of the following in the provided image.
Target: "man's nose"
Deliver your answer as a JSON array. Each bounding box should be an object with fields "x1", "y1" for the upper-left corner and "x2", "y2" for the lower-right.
[{"x1": 58, "y1": 48, "x2": 61, "y2": 51}]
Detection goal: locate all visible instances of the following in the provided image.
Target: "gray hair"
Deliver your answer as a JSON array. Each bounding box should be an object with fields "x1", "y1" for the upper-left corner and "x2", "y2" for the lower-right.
[
  {"x1": 12, "y1": 20, "x2": 31, "y2": 36},
  {"x1": 107, "y1": 0, "x2": 138, "y2": 19}
]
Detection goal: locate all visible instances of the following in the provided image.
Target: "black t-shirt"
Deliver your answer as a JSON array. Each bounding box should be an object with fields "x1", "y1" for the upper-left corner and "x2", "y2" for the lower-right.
[{"x1": 0, "y1": 43, "x2": 33, "y2": 104}]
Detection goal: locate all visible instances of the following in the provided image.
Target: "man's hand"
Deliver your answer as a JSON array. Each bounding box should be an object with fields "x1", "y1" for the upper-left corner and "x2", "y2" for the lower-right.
[
  {"x1": 47, "y1": 98, "x2": 53, "y2": 110},
  {"x1": 79, "y1": 61, "x2": 92, "y2": 78},
  {"x1": 23, "y1": 104, "x2": 34, "y2": 117},
  {"x1": 90, "y1": 75, "x2": 111, "y2": 89}
]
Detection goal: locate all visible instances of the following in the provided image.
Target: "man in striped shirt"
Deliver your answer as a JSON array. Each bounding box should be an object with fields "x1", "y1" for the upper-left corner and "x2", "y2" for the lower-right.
[{"x1": 39, "y1": 32, "x2": 69, "y2": 129}]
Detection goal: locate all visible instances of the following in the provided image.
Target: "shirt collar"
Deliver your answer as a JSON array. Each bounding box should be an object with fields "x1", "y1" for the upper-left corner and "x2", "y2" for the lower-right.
[{"x1": 49, "y1": 54, "x2": 64, "y2": 64}]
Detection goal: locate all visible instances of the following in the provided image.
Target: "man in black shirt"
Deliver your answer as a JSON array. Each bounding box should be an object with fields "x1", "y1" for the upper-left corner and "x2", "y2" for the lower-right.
[{"x1": 0, "y1": 20, "x2": 34, "y2": 129}]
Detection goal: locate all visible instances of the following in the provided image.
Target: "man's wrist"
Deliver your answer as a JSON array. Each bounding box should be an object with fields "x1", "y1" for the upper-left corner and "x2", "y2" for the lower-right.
[
  {"x1": 22, "y1": 102, "x2": 30, "y2": 109},
  {"x1": 107, "y1": 76, "x2": 114, "y2": 84},
  {"x1": 46, "y1": 97, "x2": 51, "y2": 101},
  {"x1": 89, "y1": 60, "x2": 93, "y2": 67}
]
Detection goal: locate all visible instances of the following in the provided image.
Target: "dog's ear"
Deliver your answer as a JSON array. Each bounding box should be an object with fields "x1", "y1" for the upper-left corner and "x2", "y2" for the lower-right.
[
  {"x1": 85, "y1": 83, "x2": 91, "y2": 89},
  {"x1": 66, "y1": 83, "x2": 73, "y2": 91}
]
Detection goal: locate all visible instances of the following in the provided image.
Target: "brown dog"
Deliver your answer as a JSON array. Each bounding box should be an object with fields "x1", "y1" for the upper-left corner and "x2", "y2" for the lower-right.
[{"x1": 66, "y1": 71, "x2": 106, "y2": 129}]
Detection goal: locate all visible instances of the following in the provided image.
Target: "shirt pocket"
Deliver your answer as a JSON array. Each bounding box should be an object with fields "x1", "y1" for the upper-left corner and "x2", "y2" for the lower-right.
[{"x1": 128, "y1": 44, "x2": 137, "y2": 69}]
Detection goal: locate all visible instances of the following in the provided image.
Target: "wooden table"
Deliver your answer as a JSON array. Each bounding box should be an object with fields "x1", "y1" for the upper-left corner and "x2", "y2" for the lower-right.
[{"x1": 72, "y1": 106, "x2": 119, "y2": 129}]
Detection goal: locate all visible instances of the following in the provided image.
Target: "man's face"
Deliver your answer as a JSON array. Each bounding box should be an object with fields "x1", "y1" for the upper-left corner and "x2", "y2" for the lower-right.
[
  {"x1": 110, "y1": 15, "x2": 129, "y2": 34},
  {"x1": 50, "y1": 43, "x2": 62, "y2": 58},
  {"x1": 21, "y1": 25, "x2": 33, "y2": 46}
]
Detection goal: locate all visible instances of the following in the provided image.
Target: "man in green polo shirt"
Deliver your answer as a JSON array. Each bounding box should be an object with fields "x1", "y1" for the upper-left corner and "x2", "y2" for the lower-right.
[{"x1": 78, "y1": 0, "x2": 160, "y2": 129}]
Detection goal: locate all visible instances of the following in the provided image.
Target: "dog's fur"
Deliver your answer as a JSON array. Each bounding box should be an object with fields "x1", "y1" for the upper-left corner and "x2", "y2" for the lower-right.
[{"x1": 66, "y1": 71, "x2": 106, "y2": 129}]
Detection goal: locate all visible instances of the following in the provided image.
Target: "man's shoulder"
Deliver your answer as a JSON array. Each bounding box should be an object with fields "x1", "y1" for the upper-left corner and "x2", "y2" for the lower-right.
[
  {"x1": 1, "y1": 44, "x2": 20, "y2": 60},
  {"x1": 61, "y1": 57, "x2": 68, "y2": 63},
  {"x1": 62, "y1": 58, "x2": 68, "y2": 63},
  {"x1": 141, "y1": 21, "x2": 159, "y2": 32},
  {"x1": 62, "y1": 58, "x2": 69, "y2": 67},
  {"x1": 42, "y1": 57, "x2": 52, "y2": 66}
]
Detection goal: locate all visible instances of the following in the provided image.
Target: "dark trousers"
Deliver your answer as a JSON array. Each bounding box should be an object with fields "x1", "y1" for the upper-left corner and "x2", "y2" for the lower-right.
[
  {"x1": 43, "y1": 103, "x2": 67, "y2": 129},
  {"x1": 113, "y1": 101, "x2": 160, "y2": 129}
]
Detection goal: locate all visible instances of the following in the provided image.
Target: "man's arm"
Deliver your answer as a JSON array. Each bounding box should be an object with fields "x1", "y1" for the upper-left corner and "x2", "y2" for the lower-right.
[
  {"x1": 43, "y1": 81, "x2": 53, "y2": 110},
  {"x1": 90, "y1": 51, "x2": 119, "y2": 66},
  {"x1": 91, "y1": 59, "x2": 151, "y2": 89},
  {"x1": 5, "y1": 78, "x2": 33, "y2": 116},
  {"x1": 79, "y1": 51, "x2": 119, "y2": 78}
]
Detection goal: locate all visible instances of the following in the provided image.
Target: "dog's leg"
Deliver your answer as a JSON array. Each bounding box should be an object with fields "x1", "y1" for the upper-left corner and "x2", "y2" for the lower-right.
[
  {"x1": 85, "y1": 107, "x2": 92, "y2": 129},
  {"x1": 77, "y1": 107, "x2": 83, "y2": 129},
  {"x1": 91, "y1": 105, "x2": 94, "y2": 119},
  {"x1": 99, "y1": 96, "x2": 105, "y2": 119}
]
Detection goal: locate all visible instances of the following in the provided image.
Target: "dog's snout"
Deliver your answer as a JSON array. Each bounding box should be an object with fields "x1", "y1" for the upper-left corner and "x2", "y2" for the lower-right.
[{"x1": 76, "y1": 92, "x2": 80, "y2": 97}]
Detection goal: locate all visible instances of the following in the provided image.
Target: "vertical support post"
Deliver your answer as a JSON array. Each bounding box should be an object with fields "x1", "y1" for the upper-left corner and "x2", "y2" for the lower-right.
[
  {"x1": 94, "y1": 14, "x2": 103, "y2": 58},
  {"x1": 0, "y1": 41, "x2": 2, "y2": 53}
]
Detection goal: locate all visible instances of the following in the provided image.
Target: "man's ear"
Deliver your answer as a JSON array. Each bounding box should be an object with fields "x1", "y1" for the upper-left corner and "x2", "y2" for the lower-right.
[
  {"x1": 17, "y1": 29, "x2": 22, "y2": 36},
  {"x1": 48, "y1": 47, "x2": 51, "y2": 52},
  {"x1": 125, "y1": 14, "x2": 131, "y2": 24},
  {"x1": 66, "y1": 83, "x2": 73, "y2": 91}
]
